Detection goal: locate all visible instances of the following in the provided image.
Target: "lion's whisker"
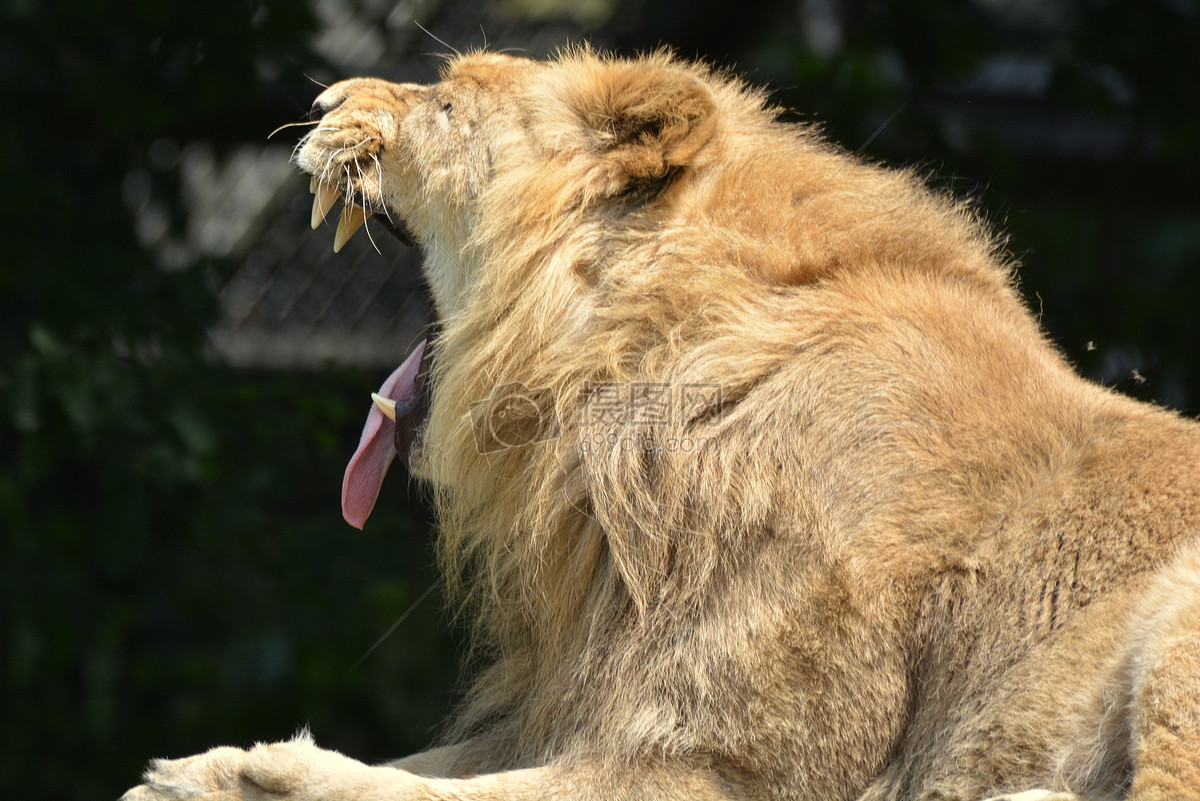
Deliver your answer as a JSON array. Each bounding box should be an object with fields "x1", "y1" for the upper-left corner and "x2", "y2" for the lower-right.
[
  {"x1": 414, "y1": 20, "x2": 459, "y2": 57},
  {"x1": 354, "y1": 160, "x2": 383, "y2": 255},
  {"x1": 347, "y1": 580, "x2": 441, "y2": 672},
  {"x1": 370, "y1": 154, "x2": 396, "y2": 227},
  {"x1": 268, "y1": 119, "x2": 319, "y2": 140}
]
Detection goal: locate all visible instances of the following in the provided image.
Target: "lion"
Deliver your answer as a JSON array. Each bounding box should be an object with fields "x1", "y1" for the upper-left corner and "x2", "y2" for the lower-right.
[{"x1": 122, "y1": 48, "x2": 1200, "y2": 801}]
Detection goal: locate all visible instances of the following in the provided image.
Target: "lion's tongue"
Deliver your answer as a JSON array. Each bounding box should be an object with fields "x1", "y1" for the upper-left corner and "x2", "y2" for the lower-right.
[{"x1": 341, "y1": 339, "x2": 427, "y2": 529}]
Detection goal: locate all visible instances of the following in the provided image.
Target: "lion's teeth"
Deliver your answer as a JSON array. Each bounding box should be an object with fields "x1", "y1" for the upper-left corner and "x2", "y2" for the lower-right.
[
  {"x1": 311, "y1": 183, "x2": 340, "y2": 229},
  {"x1": 333, "y1": 205, "x2": 372, "y2": 253},
  {"x1": 309, "y1": 175, "x2": 317, "y2": 194},
  {"x1": 371, "y1": 393, "x2": 398, "y2": 422}
]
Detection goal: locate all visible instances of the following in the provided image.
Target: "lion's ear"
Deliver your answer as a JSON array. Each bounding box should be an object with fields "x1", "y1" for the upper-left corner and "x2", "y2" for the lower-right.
[{"x1": 575, "y1": 62, "x2": 717, "y2": 194}]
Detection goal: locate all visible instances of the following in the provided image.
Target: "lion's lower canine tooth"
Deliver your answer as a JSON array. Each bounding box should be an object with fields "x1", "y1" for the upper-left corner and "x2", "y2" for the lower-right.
[
  {"x1": 311, "y1": 183, "x2": 340, "y2": 229},
  {"x1": 371, "y1": 393, "x2": 398, "y2": 422},
  {"x1": 334, "y1": 205, "x2": 372, "y2": 253}
]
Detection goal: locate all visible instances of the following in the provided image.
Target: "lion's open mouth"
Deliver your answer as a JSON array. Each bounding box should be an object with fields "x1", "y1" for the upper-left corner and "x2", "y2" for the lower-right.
[
  {"x1": 308, "y1": 177, "x2": 417, "y2": 252},
  {"x1": 306, "y1": 177, "x2": 433, "y2": 529}
]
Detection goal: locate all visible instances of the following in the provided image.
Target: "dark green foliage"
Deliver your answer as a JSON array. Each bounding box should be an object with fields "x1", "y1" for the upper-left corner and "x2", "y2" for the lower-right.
[{"x1": 0, "y1": 2, "x2": 454, "y2": 798}]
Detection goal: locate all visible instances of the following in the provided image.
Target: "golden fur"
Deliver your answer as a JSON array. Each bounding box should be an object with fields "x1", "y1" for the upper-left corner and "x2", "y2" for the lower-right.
[{"x1": 123, "y1": 48, "x2": 1200, "y2": 801}]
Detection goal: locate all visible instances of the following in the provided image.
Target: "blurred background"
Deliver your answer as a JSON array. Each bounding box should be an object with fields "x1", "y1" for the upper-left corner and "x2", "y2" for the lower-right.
[{"x1": 2, "y1": 1, "x2": 1198, "y2": 798}]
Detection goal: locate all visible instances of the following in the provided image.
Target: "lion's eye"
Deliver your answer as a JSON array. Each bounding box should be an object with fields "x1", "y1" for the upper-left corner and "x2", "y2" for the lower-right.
[{"x1": 442, "y1": 102, "x2": 453, "y2": 117}]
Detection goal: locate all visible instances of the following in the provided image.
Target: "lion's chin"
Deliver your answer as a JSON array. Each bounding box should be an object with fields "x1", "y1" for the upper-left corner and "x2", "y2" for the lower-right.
[{"x1": 373, "y1": 212, "x2": 417, "y2": 249}]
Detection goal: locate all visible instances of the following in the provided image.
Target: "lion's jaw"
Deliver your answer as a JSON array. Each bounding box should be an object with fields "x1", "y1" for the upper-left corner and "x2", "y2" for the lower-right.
[
  {"x1": 294, "y1": 72, "x2": 509, "y2": 320},
  {"x1": 294, "y1": 60, "x2": 542, "y2": 526}
]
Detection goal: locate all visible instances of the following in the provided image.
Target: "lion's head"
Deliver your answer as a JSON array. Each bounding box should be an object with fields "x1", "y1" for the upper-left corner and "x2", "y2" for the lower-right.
[{"x1": 298, "y1": 51, "x2": 719, "y2": 317}]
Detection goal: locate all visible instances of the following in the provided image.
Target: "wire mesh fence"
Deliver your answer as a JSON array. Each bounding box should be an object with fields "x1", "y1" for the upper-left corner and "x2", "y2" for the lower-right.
[{"x1": 211, "y1": 171, "x2": 432, "y2": 369}]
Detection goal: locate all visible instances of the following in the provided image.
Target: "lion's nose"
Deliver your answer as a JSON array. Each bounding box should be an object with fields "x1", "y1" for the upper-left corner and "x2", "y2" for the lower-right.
[
  {"x1": 309, "y1": 81, "x2": 359, "y2": 119},
  {"x1": 308, "y1": 94, "x2": 344, "y2": 121}
]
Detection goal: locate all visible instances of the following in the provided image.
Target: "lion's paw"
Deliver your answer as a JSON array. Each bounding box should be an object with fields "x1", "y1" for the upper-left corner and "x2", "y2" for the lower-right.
[
  {"x1": 120, "y1": 746, "x2": 253, "y2": 801},
  {"x1": 119, "y1": 734, "x2": 364, "y2": 801}
]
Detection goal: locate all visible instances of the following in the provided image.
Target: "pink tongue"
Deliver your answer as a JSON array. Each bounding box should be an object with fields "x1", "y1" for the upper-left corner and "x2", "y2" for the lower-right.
[{"x1": 341, "y1": 339, "x2": 427, "y2": 529}]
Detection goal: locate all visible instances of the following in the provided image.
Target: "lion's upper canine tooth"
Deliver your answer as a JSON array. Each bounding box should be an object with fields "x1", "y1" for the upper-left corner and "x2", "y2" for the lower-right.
[
  {"x1": 333, "y1": 205, "x2": 373, "y2": 253},
  {"x1": 311, "y1": 183, "x2": 341, "y2": 230},
  {"x1": 371, "y1": 393, "x2": 398, "y2": 422}
]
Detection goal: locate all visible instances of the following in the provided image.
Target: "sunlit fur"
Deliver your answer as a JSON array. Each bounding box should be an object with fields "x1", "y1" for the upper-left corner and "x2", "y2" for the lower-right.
[
  {"x1": 416, "y1": 50, "x2": 1200, "y2": 799},
  {"x1": 128, "y1": 47, "x2": 1200, "y2": 801}
]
